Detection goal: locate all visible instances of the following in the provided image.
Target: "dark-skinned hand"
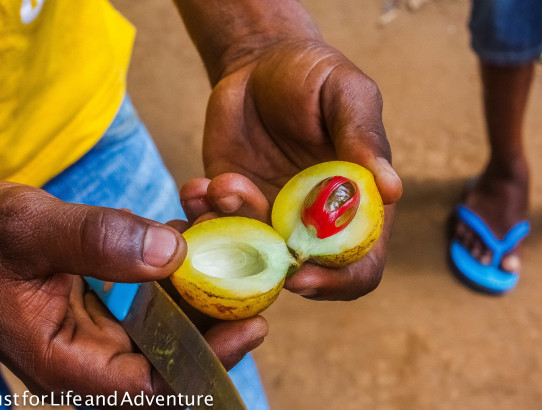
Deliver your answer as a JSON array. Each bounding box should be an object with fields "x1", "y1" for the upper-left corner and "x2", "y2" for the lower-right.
[
  {"x1": 201, "y1": 41, "x2": 403, "y2": 301},
  {"x1": 0, "y1": 181, "x2": 267, "y2": 402}
]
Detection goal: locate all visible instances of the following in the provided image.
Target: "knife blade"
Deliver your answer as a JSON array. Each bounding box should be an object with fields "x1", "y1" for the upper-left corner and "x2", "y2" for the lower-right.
[{"x1": 86, "y1": 279, "x2": 246, "y2": 410}]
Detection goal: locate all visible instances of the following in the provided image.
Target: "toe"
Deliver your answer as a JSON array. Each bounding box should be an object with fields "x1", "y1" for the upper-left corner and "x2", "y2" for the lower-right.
[
  {"x1": 456, "y1": 222, "x2": 471, "y2": 248},
  {"x1": 461, "y1": 227, "x2": 476, "y2": 252},
  {"x1": 479, "y1": 251, "x2": 492, "y2": 266},
  {"x1": 470, "y1": 242, "x2": 482, "y2": 260},
  {"x1": 501, "y1": 253, "x2": 521, "y2": 273},
  {"x1": 455, "y1": 222, "x2": 493, "y2": 265},
  {"x1": 456, "y1": 223, "x2": 466, "y2": 237}
]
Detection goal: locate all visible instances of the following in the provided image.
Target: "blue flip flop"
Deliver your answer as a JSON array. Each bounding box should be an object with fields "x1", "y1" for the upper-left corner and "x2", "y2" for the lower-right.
[{"x1": 449, "y1": 205, "x2": 530, "y2": 294}]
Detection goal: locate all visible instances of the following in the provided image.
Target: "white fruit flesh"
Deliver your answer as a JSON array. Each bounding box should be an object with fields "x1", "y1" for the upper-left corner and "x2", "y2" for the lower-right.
[
  {"x1": 173, "y1": 217, "x2": 295, "y2": 305},
  {"x1": 191, "y1": 242, "x2": 266, "y2": 279}
]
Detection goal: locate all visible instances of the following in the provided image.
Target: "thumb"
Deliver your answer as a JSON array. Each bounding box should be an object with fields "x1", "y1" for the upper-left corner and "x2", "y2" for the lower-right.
[
  {"x1": 0, "y1": 184, "x2": 186, "y2": 282},
  {"x1": 322, "y1": 65, "x2": 403, "y2": 204}
]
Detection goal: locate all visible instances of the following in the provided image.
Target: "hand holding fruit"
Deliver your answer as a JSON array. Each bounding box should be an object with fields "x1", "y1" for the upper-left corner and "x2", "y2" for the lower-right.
[
  {"x1": 201, "y1": 40, "x2": 402, "y2": 301},
  {"x1": 0, "y1": 181, "x2": 265, "y2": 398},
  {"x1": 173, "y1": 164, "x2": 385, "y2": 319}
]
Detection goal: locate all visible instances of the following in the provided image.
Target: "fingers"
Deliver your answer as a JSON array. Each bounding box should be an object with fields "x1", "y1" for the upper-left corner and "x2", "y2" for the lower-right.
[
  {"x1": 204, "y1": 316, "x2": 269, "y2": 371},
  {"x1": 366, "y1": 157, "x2": 403, "y2": 205},
  {"x1": 284, "y1": 254, "x2": 383, "y2": 301},
  {"x1": 180, "y1": 178, "x2": 213, "y2": 224},
  {"x1": 101, "y1": 354, "x2": 175, "y2": 399},
  {"x1": 68, "y1": 277, "x2": 93, "y2": 325},
  {"x1": 40, "y1": 309, "x2": 266, "y2": 397},
  {"x1": 180, "y1": 173, "x2": 271, "y2": 224},
  {"x1": 285, "y1": 204, "x2": 394, "y2": 300},
  {"x1": 166, "y1": 219, "x2": 191, "y2": 234},
  {"x1": 32, "y1": 338, "x2": 175, "y2": 399},
  {"x1": 0, "y1": 183, "x2": 186, "y2": 282},
  {"x1": 158, "y1": 278, "x2": 219, "y2": 334},
  {"x1": 321, "y1": 65, "x2": 403, "y2": 205},
  {"x1": 207, "y1": 173, "x2": 270, "y2": 222},
  {"x1": 84, "y1": 290, "x2": 127, "y2": 333}
]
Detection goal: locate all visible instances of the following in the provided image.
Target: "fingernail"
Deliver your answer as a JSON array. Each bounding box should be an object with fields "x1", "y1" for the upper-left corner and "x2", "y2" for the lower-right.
[
  {"x1": 103, "y1": 281, "x2": 114, "y2": 292},
  {"x1": 376, "y1": 157, "x2": 400, "y2": 183},
  {"x1": 248, "y1": 336, "x2": 266, "y2": 351},
  {"x1": 298, "y1": 288, "x2": 318, "y2": 297},
  {"x1": 143, "y1": 226, "x2": 178, "y2": 267},
  {"x1": 181, "y1": 198, "x2": 201, "y2": 209},
  {"x1": 215, "y1": 195, "x2": 243, "y2": 213},
  {"x1": 502, "y1": 255, "x2": 521, "y2": 273}
]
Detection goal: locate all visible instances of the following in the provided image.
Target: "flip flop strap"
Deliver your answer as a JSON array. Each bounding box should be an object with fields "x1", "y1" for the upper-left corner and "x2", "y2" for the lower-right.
[
  {"x1": 457, "y1": 205, "x2": 530, "y2": 267},
  {"x1": 497, "y1": 221, "x2": 530, "y2": 264}
]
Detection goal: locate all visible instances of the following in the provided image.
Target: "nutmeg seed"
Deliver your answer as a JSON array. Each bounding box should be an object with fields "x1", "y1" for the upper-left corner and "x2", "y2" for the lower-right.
[{"x1": 301, "y1": 176, "x2": 361, "y2": 239}]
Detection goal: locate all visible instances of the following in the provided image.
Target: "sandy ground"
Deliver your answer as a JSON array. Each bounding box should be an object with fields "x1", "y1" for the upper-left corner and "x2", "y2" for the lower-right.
[{"x1": 5, "y1": 0, "x2": 542, "y2": 409}]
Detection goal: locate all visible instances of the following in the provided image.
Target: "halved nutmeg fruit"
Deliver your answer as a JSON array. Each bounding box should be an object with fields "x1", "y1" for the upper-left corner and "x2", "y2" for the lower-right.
[
  {"x1": 171, "y1": 161, "x2": 384, "y2": 319},
  {"x1": 272, "y1": 161, "x2": 384, "y2": 267},
  {"x1": 170, "y1": 217, "x2": 295, "y2": 320}
]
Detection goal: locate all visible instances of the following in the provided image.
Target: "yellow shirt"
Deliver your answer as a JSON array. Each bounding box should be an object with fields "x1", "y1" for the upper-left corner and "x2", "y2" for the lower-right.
[{"x1": 0, "y1": 0, "x2": 135, "y2": 186}]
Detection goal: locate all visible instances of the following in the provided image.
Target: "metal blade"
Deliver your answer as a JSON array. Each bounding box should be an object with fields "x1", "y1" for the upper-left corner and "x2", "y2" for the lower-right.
[{"x1": 122, "y1": 281, "x2": 246, "y2": 410}]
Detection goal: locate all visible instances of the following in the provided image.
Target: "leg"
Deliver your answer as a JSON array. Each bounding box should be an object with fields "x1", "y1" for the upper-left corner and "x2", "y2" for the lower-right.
[
  {"x1": 481, "y1": 63, "x2": 534, "y2": 169},
  {"x1": 456, "y1": 61, "x2": 533, "y2": 272},
  {"x1": 449, "y1": 0, "x2": 542, "y2": 291}
]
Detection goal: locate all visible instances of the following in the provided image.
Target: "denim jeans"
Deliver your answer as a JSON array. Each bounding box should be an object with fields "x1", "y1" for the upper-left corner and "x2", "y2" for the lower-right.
[
  {"x1": 470, "y1": 0, "x2": 542, "y2": 65},
  {"x1": 0, "y1": 96, "x2": 268, "y2": 410},
  {"x1": 0, "y1": 376, "x2": 10, "y2": 410}
]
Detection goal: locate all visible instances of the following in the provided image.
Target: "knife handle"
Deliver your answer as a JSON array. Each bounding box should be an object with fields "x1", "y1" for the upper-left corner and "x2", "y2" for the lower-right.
[{"x1": 85, "y1": 278, "x2": 140, "y2": 321}]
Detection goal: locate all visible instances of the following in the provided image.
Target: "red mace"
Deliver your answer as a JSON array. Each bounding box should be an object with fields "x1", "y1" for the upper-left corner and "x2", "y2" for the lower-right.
[{"x1": 301, "y1": 176, "x2": 361, "y2": 239}]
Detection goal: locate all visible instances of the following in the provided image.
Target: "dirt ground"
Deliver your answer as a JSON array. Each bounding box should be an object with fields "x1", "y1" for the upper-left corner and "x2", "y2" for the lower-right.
[{"x1": 5, "y1": 0, "x2": 542, "y2": 409}]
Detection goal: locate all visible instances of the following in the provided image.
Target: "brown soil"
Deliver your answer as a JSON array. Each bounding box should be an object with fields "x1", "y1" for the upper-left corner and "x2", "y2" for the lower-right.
[{"x1": 5, "y1": 0, "x2": 542, "y2": 409}]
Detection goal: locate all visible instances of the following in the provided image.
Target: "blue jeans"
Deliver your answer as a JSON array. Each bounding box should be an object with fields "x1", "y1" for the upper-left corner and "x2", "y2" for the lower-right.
[
  {"x1": 0, "y1": 376, "x2": 10, "y2": 410},
  {"x1": 0, "y1": 96, "x2": 268, "y2": 410},
  {"x1": 470, "y1": 0, "x2": 542, "y2": 65}
]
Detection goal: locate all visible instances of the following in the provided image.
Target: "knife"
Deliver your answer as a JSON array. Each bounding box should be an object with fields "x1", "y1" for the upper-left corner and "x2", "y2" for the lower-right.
[{"x1": 85, "y1": 279, "x2": 246, "y2": 410}]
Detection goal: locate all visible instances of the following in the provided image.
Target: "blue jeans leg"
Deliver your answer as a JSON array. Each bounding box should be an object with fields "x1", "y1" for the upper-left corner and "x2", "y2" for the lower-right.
[
  {"x1": 470, "y1": 0, "x2": 542, "y2": 65},
  {"x1": 0, "y1": 374, "x2": 12, "y2": 410}
]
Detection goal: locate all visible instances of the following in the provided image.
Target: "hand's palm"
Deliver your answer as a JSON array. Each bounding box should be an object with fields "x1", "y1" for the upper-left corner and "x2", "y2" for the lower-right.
[
  {"x1": 3, "y1": 275, "x2": 168, "y2": 397},
  {"x1": 203, "y1": 42, "x2": 360, "y2": 201},
  {"x1": 202, "y1": 41, "x2": 400, "y2": 301}
]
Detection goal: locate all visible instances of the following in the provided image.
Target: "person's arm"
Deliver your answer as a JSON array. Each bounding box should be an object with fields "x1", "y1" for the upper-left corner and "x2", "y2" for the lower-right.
[
  {"x1": 173, "y1": 0, "x2": 402, "y2": 300},
  {"x1": 173, "y1": 0, "x2": 321, "y2": 86}
]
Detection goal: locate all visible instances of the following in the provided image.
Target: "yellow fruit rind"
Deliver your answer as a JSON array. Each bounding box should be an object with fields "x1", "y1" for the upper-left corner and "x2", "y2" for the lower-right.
[
  {"x1": 310, "y1": 205, "x2": 384, "y2": 267},
  {"x1": 174, "y1": 276, "x2": 285, "y2": 320},
  {"x1": 272, "y1": 161, "x2": 384, "y2": 261},
  {"x1": 171, "y1": 162, "x2": 384, "y2": 320}
]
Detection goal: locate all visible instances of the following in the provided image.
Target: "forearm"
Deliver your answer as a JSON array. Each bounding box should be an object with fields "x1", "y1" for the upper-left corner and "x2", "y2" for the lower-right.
[{"x1": 173, "y1": 0, "x2": 322, "y2": 85}]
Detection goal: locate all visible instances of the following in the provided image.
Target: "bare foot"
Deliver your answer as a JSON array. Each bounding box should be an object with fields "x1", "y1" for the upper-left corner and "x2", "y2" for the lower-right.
[{"x1": 455, "y1": 158, "x2": 529, "y2": 272}]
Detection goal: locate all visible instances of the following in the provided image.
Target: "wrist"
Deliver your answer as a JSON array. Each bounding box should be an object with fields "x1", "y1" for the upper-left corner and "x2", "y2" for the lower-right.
[
  {"x1": 215, "y1": 34, "x2": 321, "y2": 84},
  {"x1": 174, "y1": 0, "x2": 322, "y2": 85}
]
